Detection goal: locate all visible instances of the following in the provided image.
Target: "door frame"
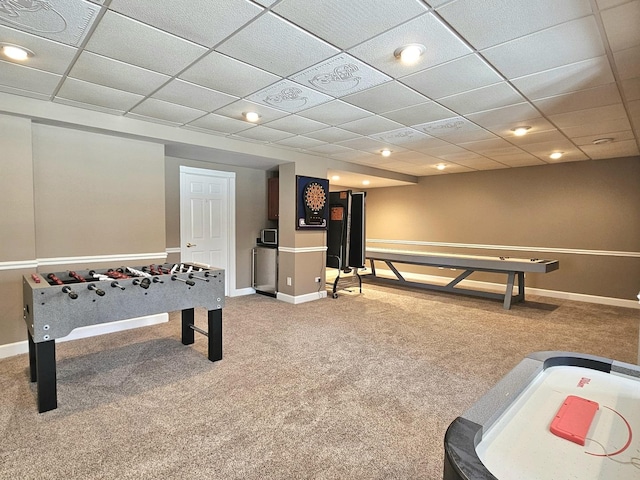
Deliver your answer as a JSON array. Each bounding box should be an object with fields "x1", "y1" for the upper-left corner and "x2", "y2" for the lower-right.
[{"x1": 179, "y1": 165, "x2": 236, "y2": 297}]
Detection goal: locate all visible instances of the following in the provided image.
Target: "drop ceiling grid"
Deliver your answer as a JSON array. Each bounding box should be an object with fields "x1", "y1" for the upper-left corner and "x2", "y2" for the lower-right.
[{"x1": 0, "y1": 0, "x2": 638, "y2": 179}]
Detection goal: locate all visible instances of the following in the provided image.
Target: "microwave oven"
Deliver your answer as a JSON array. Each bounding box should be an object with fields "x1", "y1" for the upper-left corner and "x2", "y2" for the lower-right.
[{"x1": 260, "y1": 228, "x2": 278, "y2": 246}]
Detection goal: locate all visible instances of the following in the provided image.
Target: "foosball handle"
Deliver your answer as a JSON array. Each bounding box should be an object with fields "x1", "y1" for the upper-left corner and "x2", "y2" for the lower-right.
[
  {"x1": 87, "y1": 284, "x2": 106, "y2": 296},
  {"x1": 111, "y1": 281, "x2": 125, "y2": 290},
  {"x1": 61, "y1": 286, "x2": 78, "y2": 299}
]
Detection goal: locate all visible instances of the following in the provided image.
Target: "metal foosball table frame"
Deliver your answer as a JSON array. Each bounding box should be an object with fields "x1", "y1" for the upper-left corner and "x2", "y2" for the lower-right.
[{"x1": 23, "y1": 263, "x2": 225, "y2": 413}]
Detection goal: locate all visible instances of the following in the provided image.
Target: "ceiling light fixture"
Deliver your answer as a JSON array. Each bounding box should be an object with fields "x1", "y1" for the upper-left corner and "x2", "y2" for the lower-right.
[
  {"x1": 1, "y1": 43, "x2": 34, "y2": 61},
  {"x1": 243, "y1": 111, "x2": 261, "y2": 122},
  {"x1": 331, "y1": 175, "x2": 340, "y2": 181},
  {"x1": 381, "y1": 149, "x2": 391, "y2": 157},
  {"x1": 436, "y1": 164, "x2": 446, "y2": 171},
  {"x1": 549, "y1": 152, "x2": 563, "y2": 160},
  {"x1": 362, "y1": 180, "x2": 370, "y2": 186},
  {"x1": 394, "y1": 44, "x2": 426, "y2": 64},
  {"x1": 592, "y1": 138, "x2": 613, "y2": 145},
  {"x1": 511, "y1": 126, "x2": 531, "y2": 136}
]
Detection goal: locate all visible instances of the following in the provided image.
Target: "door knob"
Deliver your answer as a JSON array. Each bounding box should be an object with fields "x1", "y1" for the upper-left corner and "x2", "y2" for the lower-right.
[{"x1": 186, "y1": 243, "x2": 197, "y2": 248}]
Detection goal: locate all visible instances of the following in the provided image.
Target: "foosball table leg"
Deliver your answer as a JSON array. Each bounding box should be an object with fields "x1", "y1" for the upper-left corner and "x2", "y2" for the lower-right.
[
  {"x1": 28, "y1": 331, "x2": 58, "y2": 413},
  {"x1": 181, "y1": 308, "x2": 195, "y2": 346},
  {"x1": 207, "y1": 309, "x2": 223, "y2": 362}
]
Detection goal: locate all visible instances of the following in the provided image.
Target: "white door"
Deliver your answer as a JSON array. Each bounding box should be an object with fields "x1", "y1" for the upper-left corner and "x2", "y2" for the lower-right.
[{"x1": 180, "y1": 167, "x2": 235, "y2": 296}]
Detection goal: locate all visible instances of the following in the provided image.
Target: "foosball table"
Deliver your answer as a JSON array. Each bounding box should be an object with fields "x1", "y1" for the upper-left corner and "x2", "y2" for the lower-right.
[{"x1": 23, "y1": 263, "x2": 225, "y2": 413}]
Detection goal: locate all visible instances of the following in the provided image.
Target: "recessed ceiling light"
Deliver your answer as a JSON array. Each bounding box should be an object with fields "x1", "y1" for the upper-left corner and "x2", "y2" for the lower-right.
[
  {"x1": 549, "y1": 152, "x2": 563, "y2": 160},
  {"x1": 1, "y1": 43, "x2": 34, "y2": 61},
  {"x1": 331, "y1": 175, "x2": 340, "y2": 181},
  {"x1": 393, "y1": 44, "x2": 426, "y2": 64},
  {"x1": 381, "y1": 149, "x2": 391, "y2": 157},
  {"x1": 436, "y1": 164, "x2": 446, "y2": 171},
  {"x1": 511, "y1": 126, "x2": 531, "y2": 136},
  {"x1": 243, "y1": 111, "x2": 260, "y2": 122},
  {"x1": 362, "y1": 180, "x2": 370, "y2": 186},
  {"x1": 592, "y1": 138, "x2": 613, "y2": 145}
]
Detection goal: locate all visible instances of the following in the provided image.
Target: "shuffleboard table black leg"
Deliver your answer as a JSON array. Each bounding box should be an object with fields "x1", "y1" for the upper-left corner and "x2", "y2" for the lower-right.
[
  {"x1": 207, "y1": 309, "x2": 223, "y2": 362},
  {"x1": 181, "y1": 308, "x2": 195, "y2": 346},
  {"x1": 35, "y1": 338, "x2": 57, "y2": 413}
]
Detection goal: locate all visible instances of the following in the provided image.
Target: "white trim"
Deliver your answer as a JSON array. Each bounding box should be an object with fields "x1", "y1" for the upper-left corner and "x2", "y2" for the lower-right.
[
  {"x1": 0, "y1": 314, "x2": 168, "y2": 360},
  {"x1": 0, "y1": 253, "x2": 167, "y2": 271},
  {"x1": 179, "y1": 166, "x2": 236, "y2": 298},
  {"x1": 367, "y1": 239, "x2": 640, "y2": 258},
  {"x1": 166, "y1": 247, "x2": 181, "y2": 254},
  {"x1": 369, "y1": 269, "x2": 640, "y2": 310},
  {"x1": 232, "y1": 287, "x2": 255, "y2": 297},
  {"x1": 37, "y1": 252, "x2": 167, "y2": 267},
  {"x1": 0, "y1": 260, "x2": 38, "y2": 271},
  {"x1": 277, "y1": 290, "x2": 327, "y2": 304},
  {"x1": 278, "y1": 246, "x2": 328, "y2": 253}
]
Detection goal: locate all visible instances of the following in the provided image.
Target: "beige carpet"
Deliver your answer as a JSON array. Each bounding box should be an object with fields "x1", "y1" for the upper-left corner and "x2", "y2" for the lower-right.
[{"x1": 1, "y1": 284, "x2": 638, "y2": 480}]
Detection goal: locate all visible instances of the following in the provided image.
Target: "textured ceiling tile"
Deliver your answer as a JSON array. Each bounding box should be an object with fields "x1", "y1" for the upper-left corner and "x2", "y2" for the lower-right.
[
  {"x1": 0, "y1": 24, "x2": 77, "y2": 74},
  {"x1": 511, "y1": 56, "x2": 615, "y2": 99},
  {"x1": 272, "y1": 135, "x2": 326, "y2": 149},
  {"x1": 341, "y1": 81, "x2": 428, "y2": 114},
  {"x1": 262, "y1": 115, "x2": 328, "y2": 135},
  {"x1": 246, "y1": 79, "x2": 333, "y2": 113},
  {"x1": 437, "y1": 0, "x2": 593, "y2": 50},
  {"x1": 297, "y1": 100, "x2": 371, "y2": 125},
  {"x1": 69, "y1": 51, "x2": 170, "y2": 95},
  {"x1": 216, "y1": 12, "x2": 339, "y2": 76},
  {"x1": 555, "y1": 117, "x2": 632, "y2": 138},
  {"x1": 338, "y1": 116, "x2": 404, "y2": 135},
  {"x1": 304, "y1": 127, "x2": 360, "y2": 143},
  {"x1": 400, "y1": 54, "x2": 502, "y2": 100},
  {"x1": 482, "y1": 16, "x2": 605, "y2": 79},
  {"x1": 291, "y1": 53, "x2": 391, "y2": 98},
  {"x1": 571, "y1": 129, "x2": 635, "y2": 145},
  {"x1": 273, "y1": 0, "x2": 428, "y2": 49},
  {"x1": 436, "y1": 82, "x2": 525, "y2": 115},
  {"x1": 348, "y1": 12, "x2": 472, "y2": 78},
  {"x1": 234, "y1": 125, "x2": 295, "y2": 142},
  {"x1": 180, "y1": 52, "x2": 279, "y2": 98},
  {"x1": 153, "y1": 79, "x2": 238, "y2": 112},
  {"x1": 532, "y1": 83, "x2": 622, "y2": 116},
  {"x1": 307, "y1": 143, "x2": 354, "y2": 155},
  {"x1": 621, "y1": 77, "x2": 640, "y2": 101},
  {"x1": 549, "y1": 103, "x2": 628, "y2": 128},
  {"x1": 56, "y1": 77, "x2": 143, "y2": 111},
  {"x1": 466, "y1": 103, "x2": 542, "y2": 128},
  {"x1": 0, "y1": 59, "x2": 60, "y2": 94},
  {"x1": 613, "y1": 45, "x2": 640, "y2": 80},
  {"x1": 213, "y1": 99, "x2": 290, "y2": 123},
  {"x1": 109, "y1": 0, "x2": 263, "y2": 47},
  {"x1": 489, "y1": 152, "x2": 546, "y2": 167},
  {"x1": 129, "y1": 98, "x2": 207, "y2": 124},
  {"x1": 85, "y1": 11, "x2": 207, "y2": 75},
  {"x1": 369, "y1": 127, "x2": 432, "y2": 146},
  {"x1": 0, "y1": 0, "x2": 100, "y2": 46},
  {"x1": 337, "y1": 136, "x2": 398, "y2": 154},
  {"x1": 384, "y1": 101, "x2": 456, "y2": 126},
  {"x1": 186, "y1": 113, "x2": 254, "y2": 134},
  {"x1": 599, "y1": 1, "x2": 640, "y2": 52},
  {"x1": 580, "y1": 139, "x2": 639, "y2": 158},
  {"x1": 413, "y1": 116, "x2": 493, "y2": 141}
]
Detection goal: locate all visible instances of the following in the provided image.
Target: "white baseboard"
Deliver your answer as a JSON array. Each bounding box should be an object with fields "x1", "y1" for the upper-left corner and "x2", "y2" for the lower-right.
[
  {"x1": 369, "y1": 269, "x2": 640, "y2": 309},
  {"x1": 277, "y1": 290, "x2": 327, "y2": 304},
  {"x1": 231, "y1": 287, "x2": 255, "y2": 297},
  {"x1": 0, "y1": 313, "x2": 168, "y2": 360}
]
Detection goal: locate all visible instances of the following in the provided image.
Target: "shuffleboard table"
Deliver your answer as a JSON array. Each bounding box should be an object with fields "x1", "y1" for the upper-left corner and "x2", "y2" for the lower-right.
[{"x1": 365, "y1": 248, "x2": 559, "y2": 309}]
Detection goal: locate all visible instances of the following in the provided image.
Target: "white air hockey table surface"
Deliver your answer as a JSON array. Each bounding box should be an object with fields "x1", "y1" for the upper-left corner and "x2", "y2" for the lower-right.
[{"x1": 444, "y1": 352, "x2": 640, "y2": 479}]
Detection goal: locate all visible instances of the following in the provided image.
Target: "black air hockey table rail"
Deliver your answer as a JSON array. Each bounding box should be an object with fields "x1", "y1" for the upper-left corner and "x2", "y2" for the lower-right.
[
  {"x1": 23, "y1": 263, "x2": 225, "y2": 413},
  {"x1": 365, "y1": 248, "x2": 559, "y2": 309}
]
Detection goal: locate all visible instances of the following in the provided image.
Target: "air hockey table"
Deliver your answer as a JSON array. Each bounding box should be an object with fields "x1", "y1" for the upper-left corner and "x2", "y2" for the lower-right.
[
  {"x1": 365, "y1": 248, "x2": 559, "y2": 309},
  {"x1": 444, "y1": 351, "x2": 640, "y2": 479}
]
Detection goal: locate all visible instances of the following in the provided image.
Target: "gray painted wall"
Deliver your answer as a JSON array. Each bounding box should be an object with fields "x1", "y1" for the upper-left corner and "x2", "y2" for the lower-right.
[{"x1": 365, "y1": 156, "x2": 640, "y2": 300}]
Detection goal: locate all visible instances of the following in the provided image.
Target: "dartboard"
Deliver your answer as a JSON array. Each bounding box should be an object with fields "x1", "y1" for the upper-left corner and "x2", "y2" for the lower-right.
[{"x1": 304, "y1": 182, "x2": 326, "y2": 213}]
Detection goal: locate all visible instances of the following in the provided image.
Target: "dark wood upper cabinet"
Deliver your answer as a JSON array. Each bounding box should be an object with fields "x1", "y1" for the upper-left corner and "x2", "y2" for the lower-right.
[{"x1": 268, "y1": 176, "x2": 279, "y2": 220}]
